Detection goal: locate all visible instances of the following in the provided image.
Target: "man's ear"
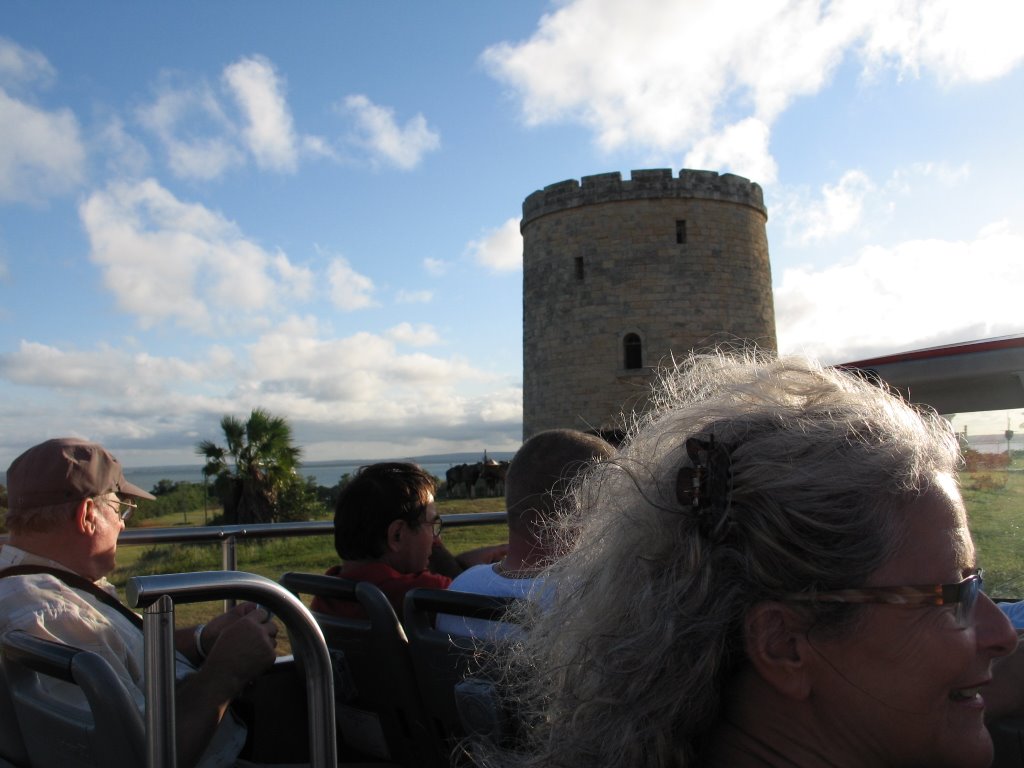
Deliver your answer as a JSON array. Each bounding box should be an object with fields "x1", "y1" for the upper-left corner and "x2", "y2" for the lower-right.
[
  {"x1": 385, "y1": 518, "x2": 405, "y2": 552},
  {"x1": 75, "y1": 498, "x2": 96, "y2": 535},
  {"x1": 744, "y1": 601, "x2": 814, "y2": 701}
]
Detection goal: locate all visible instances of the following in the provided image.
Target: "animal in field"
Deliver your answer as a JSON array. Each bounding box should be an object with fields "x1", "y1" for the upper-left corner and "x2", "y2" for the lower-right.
[
  {"x1": 480, "y1": 459, "x2": 509, "y2": 497},
  {"x1": 445, "y1": 463, "x2": 482, "y2": 498}
]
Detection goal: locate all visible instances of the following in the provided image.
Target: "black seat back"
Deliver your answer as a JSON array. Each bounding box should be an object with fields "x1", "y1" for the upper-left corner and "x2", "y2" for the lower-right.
[
  {"x1": 279, "y1": 572, "x2": 444, "y2": 767},
  {"x1": 1, "y1": 629, "x2": 145, "y2": 768},
  {"x1": 402, "y1": 588, "x2": 518, "y2": 752},
  {"x1": 0, "y1": 636, "x2": 29, "y2": 767}
]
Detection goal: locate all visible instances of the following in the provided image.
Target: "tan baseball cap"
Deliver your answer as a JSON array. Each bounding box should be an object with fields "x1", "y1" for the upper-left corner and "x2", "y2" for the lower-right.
[{"x1": 6, "y1": 437, "x2": 156, "y2": 512}]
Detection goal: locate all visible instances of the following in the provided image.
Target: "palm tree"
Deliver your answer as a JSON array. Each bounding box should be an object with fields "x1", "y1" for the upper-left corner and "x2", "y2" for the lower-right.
[{"x1": 196, "y1": 408, "x2": 302, "y2": 524}]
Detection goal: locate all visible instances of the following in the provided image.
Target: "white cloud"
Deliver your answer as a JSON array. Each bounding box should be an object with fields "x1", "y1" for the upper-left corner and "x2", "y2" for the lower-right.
[
  {"x1": 327, "y1": 256, "x2": 377, "y2": 310},
  {"x1": 423, "y1": 257, "x2": 449, "y2": 276},
  {"x1": 483, "y1": 0, "x2": 1024, "y2": 180},
  {"x1": 240, "y1": 325, "x2": 509, "y2": 431},
  {"x1": 859, "y1": 0, "x2": 1024, "y2": 84},
  {"x1": 0, "y1": 37, "x2": 55, "y2": 89},
  {"x1": 79, "y1": 178, "x2": 311, "y2": 334},
  {"x1": 0, "y1": 40, "x2": 85, "y2": 204},
  {"x1": 466, "y1": 218, "x2": 522, "y2": 272},
  {"x1": 0, "y1": 90, "x2": 85, "y2": 204},
  {"x1": 386, "y1": 322, "x2": 440, "y2": 347},
  {"x1": 0, "y1": 321, "x2": 523, "y2": 466},
  {"x1": 395, "y1": 289, "x2": 433, "y2": 304},
  {"x1": 223, "y1": 55, "x2": 299, "y2": 172},
  {"x1": 887, "y1": 161, "x2": 970, "y2": 194},
  {"x1": 97, "y1": 116, "x2": 151, "y2": 178},
  {"x1": 137, "y1": 80, "x2": 244, "y2": 180},
  {"x1": 341, "y1": 94, "x2": 440, "y2": 170},
  {"x1": 684, "y1": 118, "x2": 778, "y2": 185},
  {"x1": 779, "y1": 169, "x2": 875, "y2": 245},
  {"x1": 775, "y1": 221, "x2": 1024, "y2": 361}
]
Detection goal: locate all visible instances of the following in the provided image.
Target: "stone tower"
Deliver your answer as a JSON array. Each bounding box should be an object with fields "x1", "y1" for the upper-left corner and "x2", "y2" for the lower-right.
[{"x1": 521, "y1": 168, "x2": 777, "y2": 441}]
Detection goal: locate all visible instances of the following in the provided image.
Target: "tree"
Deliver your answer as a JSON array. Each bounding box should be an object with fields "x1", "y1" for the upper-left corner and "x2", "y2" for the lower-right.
[{"x1": 196, "y1": 408, "x2": 302, "y2": 524}]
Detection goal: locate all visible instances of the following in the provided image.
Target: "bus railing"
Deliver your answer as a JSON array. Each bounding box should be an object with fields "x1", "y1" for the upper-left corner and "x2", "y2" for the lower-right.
[
  {"x1": 129, "y1": 570, "x2": 338, "y2": 768},
  {"x1": 0, "y1": 510, "x2": 508, "y2": 570},
  {"x1": 1, "y1": 511, "x2": 508, "y2": 615}
]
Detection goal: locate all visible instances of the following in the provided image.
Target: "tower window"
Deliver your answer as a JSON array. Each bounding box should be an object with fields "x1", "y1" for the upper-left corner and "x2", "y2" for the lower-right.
[
  {"x1": 675, "y1": 220, "x2": 687, "y2": 244},
  {"x1": 574, "y1": 256, "x2": 584, "y2": 280},
  {"x1": 623, "y1": 333, "x2": 643, "y2": 370}
]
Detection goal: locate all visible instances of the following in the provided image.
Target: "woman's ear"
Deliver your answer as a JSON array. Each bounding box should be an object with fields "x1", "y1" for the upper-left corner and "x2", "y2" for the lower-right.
[
  {"x1": 744, "y1": 601, "x2": 814, "y2": 701},
  {"x1": 385, "y1": 518, "x2": 405, "y2": 552}
]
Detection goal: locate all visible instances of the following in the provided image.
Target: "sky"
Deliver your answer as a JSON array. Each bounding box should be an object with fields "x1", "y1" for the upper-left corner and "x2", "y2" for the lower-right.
[{"x1": 1, "y1": 0, "x2": 1022, "y2": 468}]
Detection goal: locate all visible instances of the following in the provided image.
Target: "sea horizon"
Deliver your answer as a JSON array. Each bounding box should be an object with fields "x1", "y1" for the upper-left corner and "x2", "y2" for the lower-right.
[
  {"x1": 0, "y1": 450, "x2": 516, "y2": 493},
  {"x1": 120, "y1": 450, "x2": 517, "y2": 493}
]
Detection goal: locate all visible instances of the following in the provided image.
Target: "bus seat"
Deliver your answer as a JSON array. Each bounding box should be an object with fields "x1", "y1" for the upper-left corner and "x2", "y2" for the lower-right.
[
  {"x1": 0, "y1": 640, "x2": 30, "y2": 767},
  {"x1": 279, "y1": 572, "x2": 442, "y2": 767},
  {"x1": 1, "y1": 629, "x2": 145, "y2": 768},
  {"x1": 402, "y1": 589, "x2": 518, "y2": 753}
]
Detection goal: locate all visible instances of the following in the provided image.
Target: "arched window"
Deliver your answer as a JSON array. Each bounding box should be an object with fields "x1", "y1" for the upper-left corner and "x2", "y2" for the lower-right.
[{"x1": 623, "y1": 333, "x2": 643, "y2": 370}]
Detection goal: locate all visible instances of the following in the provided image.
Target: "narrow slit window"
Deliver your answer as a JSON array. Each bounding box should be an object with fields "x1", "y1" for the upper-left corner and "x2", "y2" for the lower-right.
[
  {"x1": 574, "y1": 256, "x2": 584, "y2": 280},
  {"x1": 623, "y1": 333, "x2": 643, "y2": 370},
  {"x1": 675, "y1": 220, "x2": 687, "y2": 244}
]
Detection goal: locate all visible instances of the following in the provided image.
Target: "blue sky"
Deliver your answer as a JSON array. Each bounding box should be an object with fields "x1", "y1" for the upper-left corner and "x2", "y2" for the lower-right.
[{"x1": 1, "y1": 0, "x2": 1022, "y2": 468}]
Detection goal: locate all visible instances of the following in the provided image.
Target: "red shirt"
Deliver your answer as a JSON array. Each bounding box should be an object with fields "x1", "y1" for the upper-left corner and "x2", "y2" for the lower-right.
[{"x1": 310, "y1": 562, "x2": 451, "y2": 620}]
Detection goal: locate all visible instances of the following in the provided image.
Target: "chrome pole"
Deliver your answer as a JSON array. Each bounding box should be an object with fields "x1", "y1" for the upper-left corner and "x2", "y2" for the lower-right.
[
  {"x1": 143, "y1": 594, "x2": 177, "y2": 768},
  {"x1": 128, "y1": 571, "x2": 337, "y2": 768}
]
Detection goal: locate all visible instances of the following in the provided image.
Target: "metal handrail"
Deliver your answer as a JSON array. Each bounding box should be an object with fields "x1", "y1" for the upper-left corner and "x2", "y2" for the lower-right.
[
  {"x1": 0, "y1": 511, "x2": 508, "y2": 577},
  {"x1": 0, "y1": 511, "x2": 507, "y2": 545},
  {"x1": 128, "y1": 570, "x2": 338, "y2": 768}
]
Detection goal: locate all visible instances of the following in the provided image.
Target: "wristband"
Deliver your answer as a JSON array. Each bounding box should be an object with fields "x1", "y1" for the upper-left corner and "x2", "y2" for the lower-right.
[{"x1": 193, "y1": 623, "x2": 208, "y2": 661}]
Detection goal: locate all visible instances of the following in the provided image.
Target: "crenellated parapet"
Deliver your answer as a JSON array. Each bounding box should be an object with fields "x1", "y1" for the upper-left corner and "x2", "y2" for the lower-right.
[
  {"x1": 521, "y1": 168, "x2": 766, "y2": 230},
  {"x1": 520, "y1": 167, "x2": 776, "y2": 440}
]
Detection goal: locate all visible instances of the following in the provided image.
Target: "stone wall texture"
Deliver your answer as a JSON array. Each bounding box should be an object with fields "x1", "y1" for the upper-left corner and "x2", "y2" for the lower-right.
[{"x1": 521, "y1": 168, "x2": 777, "y2": 439}]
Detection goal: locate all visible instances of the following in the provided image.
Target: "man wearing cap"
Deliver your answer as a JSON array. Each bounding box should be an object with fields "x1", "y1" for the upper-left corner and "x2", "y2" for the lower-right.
[{"x1": 0, "y1": 437, "x2": 279, "y2": 767}]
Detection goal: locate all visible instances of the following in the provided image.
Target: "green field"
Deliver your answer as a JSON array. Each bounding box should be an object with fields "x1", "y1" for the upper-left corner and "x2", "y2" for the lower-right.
[
  {"x1": 962, "y1": 466, "x2": 1024, "y2": 598},
  {"x1": 110, "y1": 497, "x2": 509, "y2": 645},
  {"x1": 108, "y1": 467, "x2": 1024, "y2": 650}
]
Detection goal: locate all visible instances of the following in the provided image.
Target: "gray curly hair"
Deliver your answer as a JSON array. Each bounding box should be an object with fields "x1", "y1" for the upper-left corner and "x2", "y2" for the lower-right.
[{"x1": 479, "y1": 350, "x2": 960, "y2": 768}]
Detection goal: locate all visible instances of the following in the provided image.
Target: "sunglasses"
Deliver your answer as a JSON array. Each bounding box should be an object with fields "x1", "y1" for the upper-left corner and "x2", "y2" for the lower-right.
[{"x1": 781, "y1": 569, "x2": 984, "y2": 628}]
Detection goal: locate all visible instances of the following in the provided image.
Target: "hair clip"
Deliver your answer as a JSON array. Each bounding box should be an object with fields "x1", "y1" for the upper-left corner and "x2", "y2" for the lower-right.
[{"x1": 675, "y1": 435, "x2": 735, "y2": 541}]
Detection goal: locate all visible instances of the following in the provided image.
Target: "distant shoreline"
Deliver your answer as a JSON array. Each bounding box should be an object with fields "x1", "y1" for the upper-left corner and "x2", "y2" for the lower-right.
[{"x1": 0, "y1": 451, "x2": 517, "y2": 491}]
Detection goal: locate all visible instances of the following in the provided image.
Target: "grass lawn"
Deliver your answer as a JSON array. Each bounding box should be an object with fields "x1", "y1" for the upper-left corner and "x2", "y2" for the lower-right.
[
  {"x1": 962, "y1": 465, "x2": 1024, "y2": 598},
  {"x1": 111, "y1": 497, "x2": 509, "y2": 651},
  {"x1": 108, "y1": 466, "x2": 1024, "y2": 652}
]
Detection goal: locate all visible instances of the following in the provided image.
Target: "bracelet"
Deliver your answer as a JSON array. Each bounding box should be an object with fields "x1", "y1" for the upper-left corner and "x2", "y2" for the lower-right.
[{"x1": 193, "y1": 623, "x2": 208, "y2": 661}]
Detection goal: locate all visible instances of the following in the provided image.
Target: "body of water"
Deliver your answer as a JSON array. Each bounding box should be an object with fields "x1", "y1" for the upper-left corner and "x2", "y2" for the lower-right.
[{"x1": 122, "y1": 452, "x2": 515, "y2": 494}]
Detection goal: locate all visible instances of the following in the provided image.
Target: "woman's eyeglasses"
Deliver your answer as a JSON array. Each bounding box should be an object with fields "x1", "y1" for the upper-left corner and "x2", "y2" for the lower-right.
[{"x1": 781, "y1": 569, "x2": 984, "y2": 628}]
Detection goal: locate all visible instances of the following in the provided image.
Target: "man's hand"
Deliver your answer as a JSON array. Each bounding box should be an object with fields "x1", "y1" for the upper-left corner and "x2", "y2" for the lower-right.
[
  {"x1": 204, "y1": 605, "x2": 278, "y2": 690},
  {"x1": 174, "y1": 606, "x2": 278, "y2": 767},
  {"x1": 202, "y1": 601, "x2": 272, "y2": 649}
]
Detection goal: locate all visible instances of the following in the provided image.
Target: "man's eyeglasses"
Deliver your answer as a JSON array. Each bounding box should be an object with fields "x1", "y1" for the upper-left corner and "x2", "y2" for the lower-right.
[
  {"x1": 104, "y1": 496, "x2": 137, "y2": 522},
  {"x1": 426, "y1": 517, "x2": 443, "y2": 537},
  {"x1": 781, "y1": 569, "x2": 984, "y2": 628}
]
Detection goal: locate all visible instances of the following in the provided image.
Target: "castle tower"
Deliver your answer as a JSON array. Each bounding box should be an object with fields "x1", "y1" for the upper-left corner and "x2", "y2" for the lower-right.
[{"x1": 521, "y1": 168, "x2": 777, "y2": 441}]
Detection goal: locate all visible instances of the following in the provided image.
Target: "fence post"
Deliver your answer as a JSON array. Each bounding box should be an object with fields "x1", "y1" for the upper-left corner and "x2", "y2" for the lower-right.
[{"x1": 221, "y1": 535, "x2": 237, "y2": 610}]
